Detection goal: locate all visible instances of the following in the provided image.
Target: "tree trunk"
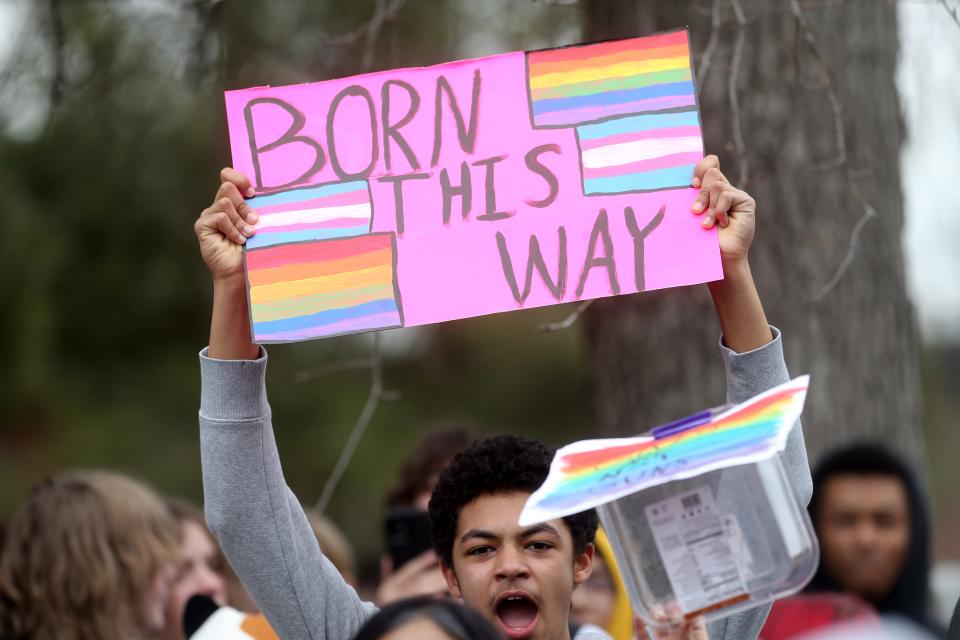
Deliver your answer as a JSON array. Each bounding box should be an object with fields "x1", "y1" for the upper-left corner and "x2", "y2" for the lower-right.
[{"x1": 582, "y1": 0, "x2": 924, "y2": 468}]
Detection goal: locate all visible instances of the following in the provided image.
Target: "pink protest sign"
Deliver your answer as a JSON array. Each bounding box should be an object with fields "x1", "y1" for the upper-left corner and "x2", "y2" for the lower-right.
[{"x1": 225, "y1": 29, "x2": 721, "y2": 343}]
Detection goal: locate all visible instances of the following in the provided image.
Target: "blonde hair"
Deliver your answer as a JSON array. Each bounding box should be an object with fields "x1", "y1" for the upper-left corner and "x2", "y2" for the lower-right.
[
  {"x1": 306, "y1": 509, "x2": 357, "y2": 584},
  {"x1": 0, "y1": 470, "x2": 180, "y2": 640}
]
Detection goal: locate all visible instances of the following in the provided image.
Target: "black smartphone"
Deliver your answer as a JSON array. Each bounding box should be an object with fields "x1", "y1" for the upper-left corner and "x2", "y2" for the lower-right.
[{"x1": 384, "y1": 507, "x2": 433, "y2": 570}]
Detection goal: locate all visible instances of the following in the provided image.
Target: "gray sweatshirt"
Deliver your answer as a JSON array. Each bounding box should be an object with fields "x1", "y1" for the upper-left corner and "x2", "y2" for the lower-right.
[{"x1": 199, "y1": 327, "x2": 812, "y2": 640}]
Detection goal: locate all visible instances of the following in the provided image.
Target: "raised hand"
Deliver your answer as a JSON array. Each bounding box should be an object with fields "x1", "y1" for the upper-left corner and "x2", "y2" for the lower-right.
[
  {"x1": 196, "y1": 168, "x2": 260, "y2": 359},
  {"x1": 691, "y1": 155, "x2": 772, "y2": 353},
  {"x1": 194, "y1": 168, "x2": 258, "y2": 283},
  {"x1": 691, "y1": 155, "x2": 755, "y2": 269}
]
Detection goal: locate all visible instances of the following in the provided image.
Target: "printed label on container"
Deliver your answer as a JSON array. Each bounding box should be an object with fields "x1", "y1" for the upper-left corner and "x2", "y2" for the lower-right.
[{"x1": 645, "y1": 486, "x2": 749, "y2": 616}]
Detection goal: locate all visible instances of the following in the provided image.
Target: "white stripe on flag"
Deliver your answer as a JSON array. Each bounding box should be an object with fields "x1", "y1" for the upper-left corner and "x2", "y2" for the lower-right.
[
  {"x1": 580, "y1": 136, "x2": 703, "y2": 169},
  {"x1": 256, "y1": 203, "x2": 372, "y2": 230}
]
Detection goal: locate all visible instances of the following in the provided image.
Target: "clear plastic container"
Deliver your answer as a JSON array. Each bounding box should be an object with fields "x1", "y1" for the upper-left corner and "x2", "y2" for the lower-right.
[{"x1": 597, "y1": 454, "x2": 818, "y2": 628}]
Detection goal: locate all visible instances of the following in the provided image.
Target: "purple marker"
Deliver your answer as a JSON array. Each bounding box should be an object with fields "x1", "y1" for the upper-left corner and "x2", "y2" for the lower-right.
[{"x1": 650, "y1": 404, "x2": 731, "y2": 440}]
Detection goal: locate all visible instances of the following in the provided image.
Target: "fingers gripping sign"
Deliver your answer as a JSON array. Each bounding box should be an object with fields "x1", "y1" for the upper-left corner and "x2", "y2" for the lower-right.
[
  {"x1": 220, "y1": 167, "x2": 257, "y2": 199},
  {"x1": 194, "y1": 168, "x2": 260, "y2": 281},
  {"x1": 691, "y1": 156, "x2": 728, "y2": 227},
  {"x1": 636, "y1": 604, "x2": 708, "y2": 640},
  {"x1": 690, "y1": 155, "x2": 756, "y2": 267}
]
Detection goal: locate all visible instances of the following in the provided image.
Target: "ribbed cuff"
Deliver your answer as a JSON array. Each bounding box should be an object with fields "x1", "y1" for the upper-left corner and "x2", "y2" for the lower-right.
[
  {"x1": 719, "y1": 326, "x2": 790, "y2": 404},
  {"x1": 198, "y1": 346, "x2": 269, "y2": 421}
]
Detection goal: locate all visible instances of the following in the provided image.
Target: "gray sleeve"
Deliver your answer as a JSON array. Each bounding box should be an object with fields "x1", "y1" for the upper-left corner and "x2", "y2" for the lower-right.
[
  {"x1": 718, "y1": 326, "x2": 812, "y2": 506},
  {"x1": 706, "y1": 326, "x2": 813, "y2": 640},
  {"x1": 198, "y1": 347, "x2": 377, "y2": 640}
]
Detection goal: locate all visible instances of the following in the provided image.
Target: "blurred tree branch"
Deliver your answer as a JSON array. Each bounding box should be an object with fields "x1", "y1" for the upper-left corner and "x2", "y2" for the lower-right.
[
  {"x1": 696, "y1": 0, "x2": 721, "y2": 95},
  {"x1": 187, "y1": 0, "x2": 224, "y2": 85},
  {"x1": 728, "y1": 0, "x2": 749, "y2": 187},
  {"x1": 939, "y1": 0, "x2": 960, "y2": 28},
  {"x1": 786, "y1": 0, "x2": 879, "y2": 300},
  {"x1": 315, "y1": 334, "x2": 385, "y2": 514},
  {"x1": 46, "y1": 0, "x2": 66, "y2": 106},
  {"x1": 541, "y1": 300, "x2": 594, "y2": 332}
]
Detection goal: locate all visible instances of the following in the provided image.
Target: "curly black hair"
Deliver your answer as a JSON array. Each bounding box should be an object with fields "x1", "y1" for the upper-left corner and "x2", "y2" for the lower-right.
[{"x1": 428, "y1": 434, "x2": 598, "y2": 567}]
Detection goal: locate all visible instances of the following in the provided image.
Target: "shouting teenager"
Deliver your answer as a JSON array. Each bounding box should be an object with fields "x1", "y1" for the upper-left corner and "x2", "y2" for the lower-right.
[{"x1": 194, "y1": 156, "x2": 811, "y2": 640}]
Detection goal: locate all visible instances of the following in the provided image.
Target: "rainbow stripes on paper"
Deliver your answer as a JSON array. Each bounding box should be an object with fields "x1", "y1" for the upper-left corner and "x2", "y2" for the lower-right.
[
  {"x1": 244, "y1": 182, "x2": 402, "y2": 343},
  {"x1": 246, "y1": 181, "x2": 372, "y2": 250},
  {"x1": 527, "y1": 30, "x2": 695, "y2": 128},
  {"x1": 519, "y1": 376, "x2": 809, "y2": 526},
  {"x1": 246, "y1": 233, "x2": 402, "y2": 342},
  {"x1": 577, "y1": 110, "x2": 702, "y2": 193}
]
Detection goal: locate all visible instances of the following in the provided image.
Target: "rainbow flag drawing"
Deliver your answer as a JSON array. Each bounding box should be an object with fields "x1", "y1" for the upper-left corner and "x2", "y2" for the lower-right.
[
  {"x1": 526, "y1": 30, "x2": 696, "y2": 129},
  {"x1": 519, "y1": 376, "x2": 809, "y2": 526},
  {"x1": 243, "y1": 180, "x2": 403, "y2": 342},
  {"x1": 245, "y1": 181, "x2": 372, "y2": 250}
]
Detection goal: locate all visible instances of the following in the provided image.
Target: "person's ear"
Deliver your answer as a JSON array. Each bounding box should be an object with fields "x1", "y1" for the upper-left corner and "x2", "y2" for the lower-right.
[
  {"x1": 440, "y1": 560, "x2": 462, "y2": 598},
  {"x1": 572, "y1": 542, "x2": 595, "y2": 586}
]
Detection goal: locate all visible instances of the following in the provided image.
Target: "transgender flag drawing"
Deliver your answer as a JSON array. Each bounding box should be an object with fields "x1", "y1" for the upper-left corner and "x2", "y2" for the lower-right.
[
  {"x1": 577, "y1": 110, "x2": 703, "y2": 194},
  {"x1": 526, "y1": 29, "x2": 702, "y2": 194},
  {"x1": 245, "y1": 181, "x2": 373, "y2": 250},
  {"x1": 243, "y1": 182, "x2": 403, "y2": 342}
]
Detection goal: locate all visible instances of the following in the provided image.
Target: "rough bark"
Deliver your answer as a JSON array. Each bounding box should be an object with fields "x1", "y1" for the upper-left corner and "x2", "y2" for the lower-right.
[{"x1": 582, "y1": 0, "x2": 924, "y2": 467}]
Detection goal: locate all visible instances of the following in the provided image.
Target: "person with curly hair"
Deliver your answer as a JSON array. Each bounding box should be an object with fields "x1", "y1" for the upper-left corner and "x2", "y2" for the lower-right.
[
  {"x1": 193, "y1": 154, "x2": 811, "y2": 640},
  {"x1": 427, "y1": 434, "x2": 599, "y2": 640}
]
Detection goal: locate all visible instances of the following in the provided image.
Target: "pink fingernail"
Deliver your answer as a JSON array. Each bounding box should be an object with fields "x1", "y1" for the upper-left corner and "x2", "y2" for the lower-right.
[
  {"x1": 244, "y1": 225, "x2": 255, "y2": 235},
  {"x1": 692, "y1": 177, "x2": 701, "y2": 188},
  {"x1": 246, "y1": 187, "x2": 256, "y2": 197},
  {"x1": 692, "y1": 201, "x2": 704, "y2": 212}
]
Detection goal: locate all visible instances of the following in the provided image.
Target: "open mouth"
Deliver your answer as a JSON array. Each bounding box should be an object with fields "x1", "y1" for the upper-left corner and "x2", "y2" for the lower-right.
[{"x1": 494, "y1": 592, "x2": 540, "y2": 639}]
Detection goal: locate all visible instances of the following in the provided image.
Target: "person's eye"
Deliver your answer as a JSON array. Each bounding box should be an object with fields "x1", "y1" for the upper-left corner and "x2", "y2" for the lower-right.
[
  {"x1": 874, "y1": 514, "x2": 899, "y2": 529},
  {"x1": 831, "y1": 513, "x2": 857, "y2": 528},
  {"x1": 467, "y1": 545, "x2": 494, "y2": 556},
  {"x1": 527, "y1": 541, "x2": 554, "y2": 552}
]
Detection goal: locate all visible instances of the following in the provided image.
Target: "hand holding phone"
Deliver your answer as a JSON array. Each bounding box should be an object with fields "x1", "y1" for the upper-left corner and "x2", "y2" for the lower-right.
[{"x1": 384, "y1": 507, "x2": 434, "y2": 570}]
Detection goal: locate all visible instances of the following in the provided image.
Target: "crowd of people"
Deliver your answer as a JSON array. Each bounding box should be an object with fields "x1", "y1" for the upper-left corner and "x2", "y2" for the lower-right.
[
  {"x1": 1, "y1": 157, "x2": 957, "y2": 640},
  {"x1": 0, "y1": 436, "x2": 955, "y2": 639}
]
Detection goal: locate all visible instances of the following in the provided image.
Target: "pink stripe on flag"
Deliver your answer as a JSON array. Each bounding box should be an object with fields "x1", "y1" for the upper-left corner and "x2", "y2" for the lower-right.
[
  {"x1": 254, "y1": 190, "x2": 370, "y2": 214},
  {"x1": 582, "y1": 152, "x2": 704, "y2": 179},
  {"x1": 579, "y1": 126, "x2": 702, "y2": 151},
  {"x1": 536, "y1": 95, "x2": 696, "y2": 127}
]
